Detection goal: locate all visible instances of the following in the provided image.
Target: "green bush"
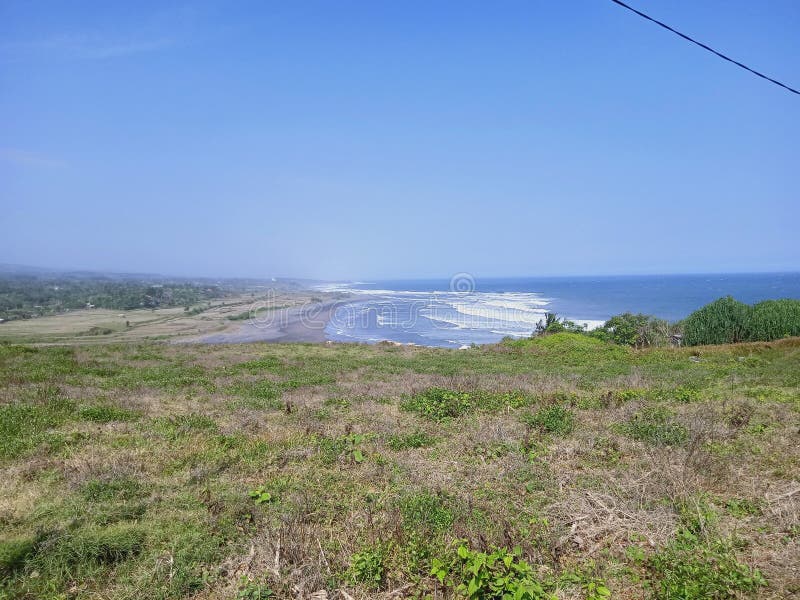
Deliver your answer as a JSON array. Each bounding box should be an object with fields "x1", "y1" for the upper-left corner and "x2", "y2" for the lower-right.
[
  {"x1": 431, "y1": 544, "x2": 553, "y2": 599},
  {"x1": 683, "y1": 296, "x2": 751, "y2": 346},
  {"x1": 599, "y1": 312, "x2": 671, "y2": 348},
  {"x1": 618, "y1": 406, "x2": 688, "y2": 446},
  {"x1": 401, "y1": 388, "x2": 530, "y2": 421},
  {"x1": 648, "y1": 527, "x2": 766, "y2": 599},
  {"x1": 522, "y1": 405, "x2": 575, "y2": 436},
  {"x1": 402, "y1": 388, "x2": 474, "y2": 421},
  {"x1": 399, "y1": 491, "x2": 454, "y2": 533},
  {"x1": 348, "y1": 545, "x2": 386, "y2": 589},
  {"x1": 746, "y1": 299, "x2": 800, "y2": 341},
  {"x1": 682, "y1": 296, "x2": 800, "y2": 346}
]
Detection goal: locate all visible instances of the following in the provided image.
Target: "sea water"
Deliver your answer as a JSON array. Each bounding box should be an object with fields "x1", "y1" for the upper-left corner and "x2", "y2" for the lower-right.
[{"x1": 320, "y1": 273, "x2": 800, "y2": 348}]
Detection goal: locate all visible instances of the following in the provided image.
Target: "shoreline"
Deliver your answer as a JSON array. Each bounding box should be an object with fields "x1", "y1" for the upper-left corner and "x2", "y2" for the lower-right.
[{"x1": 182, "y1": 299, "x2": 357, "y2": 344}]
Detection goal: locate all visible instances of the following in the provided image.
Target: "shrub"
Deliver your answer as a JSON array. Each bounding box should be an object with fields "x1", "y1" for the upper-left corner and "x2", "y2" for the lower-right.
[
  {"x1": 507, "y1": 333, "x2": 630, "y2": 363},
  {"x1": 399, "y1": 491, "x2": 454, "y2": 533},
  {"x1": 618, "y1": 406, "x2": 688, "y2": 446},
  {"x1": 648, "y1": 527, "x2": 766, "y2": 599},
  {"x1": 236, "y1": 581, "x2": 274, "y2": 599},
  {"x1": 349, "y1": 546, "x2": 386, "y2": 589},
  {"x1": 431, "y1": 544, "x2": 554, "y2": 599},
  {"x1": 402, "y1": 389, "x2": 530, "y2": 422},
  {"x1": 523, "y1": 405, "x2": 575, "y2": 436},
  {"x1": 682, "y1": 296, "x2": 752, "y2": 346},
  {"x1": 402, "y1": 388, "x2": 475, "y2": 421},
  {"x1": 600, "y1": 312, "x2": 671, "y2": 348},
  {"x1": 746, "y1": 299, "x2": 800, "y2": 341}
]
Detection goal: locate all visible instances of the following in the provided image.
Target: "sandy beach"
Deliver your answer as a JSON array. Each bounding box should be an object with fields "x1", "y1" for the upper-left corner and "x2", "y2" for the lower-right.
[{"x1": 186, "y1": 299, "x2": 350, "y2": 344}]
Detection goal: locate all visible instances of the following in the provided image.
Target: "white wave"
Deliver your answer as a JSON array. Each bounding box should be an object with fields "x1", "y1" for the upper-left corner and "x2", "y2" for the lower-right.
[{"x1": 490, "y1": 330, "x2": 531, "y2": 337}]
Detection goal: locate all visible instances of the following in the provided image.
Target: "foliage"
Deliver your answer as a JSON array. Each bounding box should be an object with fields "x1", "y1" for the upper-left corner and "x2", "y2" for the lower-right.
[
  {"x1": 522, "y1": 405, "x2": 575, "y2": 436},
  {"x1": 399, "y1": 491, "x2": 454, "y2": 533},
  {"x1": 618, "y1": 405, "x2": 688, "y2": 446},
  {"x1": 431, "y1": 544, "x2": 554, "y2": 599},
  {"x1": 648, "y1": 527, "x2": 766, "y2": 599},
  {"x1": 349, "y1": 546, "x2": 386, "y2": 589},
  {"x1": 534, "y1": 313, "x2": 587, "y2": 336},
  {"x1": 746, "y1": 298, "x2": 800, "y2": 341},
  {"x1": 401, "y1": 388, "x2": 530, "y2": 422},
  {"x1": 682, "y1": 296, "x2": 752, "y2": 346},
  {"x1": 598, "y1": 312, "x2": 671, "y2": 348},
  {"x1": 0, "y1": 274, "x2": 231, "y2": 320},
  {"x1": 236, "y1": 580, "x2": 274, "y2": 599},
  {"x1": 402, "y1": 388, "x2": 474, "y2": 421},
  {"x1": 344, "y1": 433, "x2": 366, "y2": 463},
  {"x1": 248, "y1": 486, "x2": 274, "y2": 505},
  {"x1": 682, "y1": 296, "x2": 800, "y2": 346},
  {"x1": 318, "y1": 433, "x2": 368, "y2": 464}
]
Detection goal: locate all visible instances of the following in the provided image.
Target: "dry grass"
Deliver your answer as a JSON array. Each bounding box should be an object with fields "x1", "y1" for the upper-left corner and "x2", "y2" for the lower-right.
[{"x1": 0, "y1": 336, "x2": 798, "y2": 598}]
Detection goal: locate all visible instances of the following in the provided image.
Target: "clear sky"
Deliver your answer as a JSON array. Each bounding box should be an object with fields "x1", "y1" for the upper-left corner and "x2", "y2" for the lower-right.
[{"x1": 1, "y1": 1, "x2": 798, "y2": 280}]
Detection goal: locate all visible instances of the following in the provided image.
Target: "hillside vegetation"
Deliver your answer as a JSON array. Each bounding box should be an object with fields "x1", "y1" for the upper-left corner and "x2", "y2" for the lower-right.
[
  {"x1": 539, "y1": 297, "x2": 800, "y2": 349},
  {"x1": 1, "y1": 335, "x2": 798, "y2": 599}
]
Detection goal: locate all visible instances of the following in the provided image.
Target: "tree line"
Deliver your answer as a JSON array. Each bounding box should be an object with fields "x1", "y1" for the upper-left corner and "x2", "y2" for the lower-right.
[{"x1": 534, "y1": 296, "x2": 800, "y2": 348}]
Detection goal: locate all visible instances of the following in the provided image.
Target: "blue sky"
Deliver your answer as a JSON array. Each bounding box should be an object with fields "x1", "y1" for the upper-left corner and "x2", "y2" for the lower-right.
[{"x1": 1, "y1": 0, "x2": 798, "y2": 280}]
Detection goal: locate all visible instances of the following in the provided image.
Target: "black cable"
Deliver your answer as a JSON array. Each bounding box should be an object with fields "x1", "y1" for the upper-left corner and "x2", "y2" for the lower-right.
[{"x1": 609, "y1": 0, "x2": 799, "y2": 96}]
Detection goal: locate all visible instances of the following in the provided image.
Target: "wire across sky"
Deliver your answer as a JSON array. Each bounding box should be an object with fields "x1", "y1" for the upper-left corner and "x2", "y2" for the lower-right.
[{"x1": 609, "y1": 0, "x2": 799, "y2": 96}]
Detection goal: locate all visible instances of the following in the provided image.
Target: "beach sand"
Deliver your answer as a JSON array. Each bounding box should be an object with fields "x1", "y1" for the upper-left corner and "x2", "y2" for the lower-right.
[{"x1": 185, "y1": 300, "x2": 346, "y2": 344}]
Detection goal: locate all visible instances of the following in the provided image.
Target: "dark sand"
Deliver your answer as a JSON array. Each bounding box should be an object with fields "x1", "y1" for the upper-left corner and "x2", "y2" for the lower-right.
[{"x1": 185, "y1": 300, "x2": 349, "y2": 344}]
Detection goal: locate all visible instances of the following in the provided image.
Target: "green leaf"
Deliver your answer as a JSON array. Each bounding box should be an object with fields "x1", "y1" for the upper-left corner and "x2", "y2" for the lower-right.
[{"x1": 467, "y1": 577, "x2": 479, "y2": 596}]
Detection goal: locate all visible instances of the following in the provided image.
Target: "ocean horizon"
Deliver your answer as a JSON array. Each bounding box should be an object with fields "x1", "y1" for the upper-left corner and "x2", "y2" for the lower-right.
[{"x1": 320, "y1": 272, "x2": 800, "y2": 348}]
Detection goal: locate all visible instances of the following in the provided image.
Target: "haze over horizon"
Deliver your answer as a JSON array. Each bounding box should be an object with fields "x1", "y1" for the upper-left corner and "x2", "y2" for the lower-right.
[{"x1": 2, "y1": 1, "x2": 798, "y2": 280}]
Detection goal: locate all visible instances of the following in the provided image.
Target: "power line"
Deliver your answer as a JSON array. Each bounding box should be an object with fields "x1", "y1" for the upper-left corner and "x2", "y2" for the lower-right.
[{"x1": 609, "y1": 0, "x2": 799, "y2": 96}]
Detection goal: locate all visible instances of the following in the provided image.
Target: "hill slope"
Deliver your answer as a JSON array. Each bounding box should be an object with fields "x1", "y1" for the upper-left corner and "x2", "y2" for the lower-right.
[{"x1": 1, "y1": 334, "x2": 798, "y2": 599}]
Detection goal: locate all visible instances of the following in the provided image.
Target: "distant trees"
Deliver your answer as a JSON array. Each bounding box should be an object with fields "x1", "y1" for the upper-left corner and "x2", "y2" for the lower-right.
[
  {"x1": 0, "y1": 276, "x2": 230, "y2": 322},
  {"x1": 534, "y1": 313, "x2": 588, "y2": 337},
  {"x1": 599, "y1": 312, "x2": 672, "y2": 348}
]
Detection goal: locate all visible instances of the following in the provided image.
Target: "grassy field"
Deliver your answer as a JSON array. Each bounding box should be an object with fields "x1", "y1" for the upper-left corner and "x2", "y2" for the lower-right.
[
  {"x1": 0, "y1": 334, "x2": 798, "y2": 599},
  {"x1": 0, "y1": 293, "x2": 318, "y2": 345}
]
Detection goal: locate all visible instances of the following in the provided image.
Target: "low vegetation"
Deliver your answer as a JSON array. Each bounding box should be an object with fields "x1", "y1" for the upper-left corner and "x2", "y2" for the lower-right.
[
  {"x1": 0, "y1": 334, "x2": 798, "y2": 598},
  {"x1": 534, "y1": 296, "x2": 800, "y2": 348}
]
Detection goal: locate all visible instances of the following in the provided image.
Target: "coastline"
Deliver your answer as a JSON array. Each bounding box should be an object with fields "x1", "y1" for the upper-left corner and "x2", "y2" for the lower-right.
[{"x1": 183, "y1": 299, "x2": 352, "y2": 344}]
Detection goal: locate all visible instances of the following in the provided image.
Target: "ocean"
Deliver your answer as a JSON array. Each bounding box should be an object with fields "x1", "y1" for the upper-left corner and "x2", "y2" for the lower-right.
[{"x1": 320, "y1": 273, "x2": 800, "y2": 348}]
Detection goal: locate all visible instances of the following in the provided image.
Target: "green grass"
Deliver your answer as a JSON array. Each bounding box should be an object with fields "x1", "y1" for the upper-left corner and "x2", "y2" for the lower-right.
[
  {"x1": 522, "y1": 405, "x2": 576, "y2": 436},
  {"x1": 79, "y1": 404, "x2": 141, "y2": 423},
  {"x1": 0, "y1": 391, "x2": 74, "y2": 458},
  {"x1": 617, "y1": 405, "x2": 689, "y2": 446},
  {"x1": 0, "y1": 334, "x2": 797, "y2": 598}
]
